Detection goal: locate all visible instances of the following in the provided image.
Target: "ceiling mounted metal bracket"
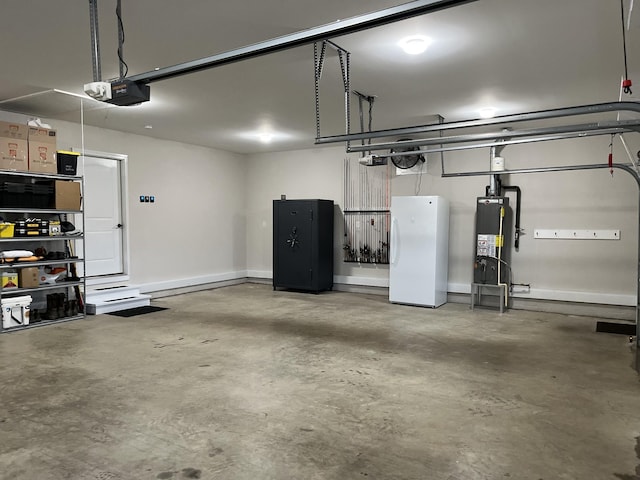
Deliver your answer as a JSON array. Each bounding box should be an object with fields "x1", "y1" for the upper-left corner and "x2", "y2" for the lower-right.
[
  {"x1": 88, "y1": 0, "x2": 102, "y2": 82},
  {"x1": 353, "y1": 91, "x2": 377, "y2": 156},
  {"x1": 314, "y1": 42, "x2": 326, "y2": 139},
  {"x1": 314, "y1": 41, "x2": 351, "y2": 142}
]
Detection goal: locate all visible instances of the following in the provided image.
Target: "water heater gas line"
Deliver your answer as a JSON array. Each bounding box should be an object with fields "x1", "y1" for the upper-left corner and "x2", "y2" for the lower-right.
[{"x1": 497, "y1": 206, "x2": 509, "y2": 308}]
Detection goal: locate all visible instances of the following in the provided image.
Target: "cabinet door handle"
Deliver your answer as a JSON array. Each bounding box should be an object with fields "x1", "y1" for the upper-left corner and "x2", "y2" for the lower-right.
[
  {"x1": 115, "y1": 224, "x2": 123, "y2": 229},
  {"x1": 390, "y1": 217, "x2": 398, "y2": 265}
]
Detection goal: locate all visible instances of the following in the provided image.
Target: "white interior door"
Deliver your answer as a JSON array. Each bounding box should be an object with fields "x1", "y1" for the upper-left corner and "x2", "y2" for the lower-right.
[{"x1": 79, "y1": 155, "x2": 124, "y2": 277}]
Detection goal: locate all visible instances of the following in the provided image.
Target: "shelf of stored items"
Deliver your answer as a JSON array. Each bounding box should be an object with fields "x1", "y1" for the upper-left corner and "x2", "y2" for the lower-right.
[
  {"x1": 0, "y1": 170, "x2": 82, "y2": 181},
  {"x1": 4, "y1": 314, "x2": 85, "y2": 332},
  {"x1": 2, "y1": 280, "x2": 84, "y2": 296},
  {"x1": 0, "y1": 178, "x2": 85, "y2": 333},
  {"x1": 0, "y1": 235, "x2": 83, "y2": 243},
  {"x1": 0, "y1": 258, "x2": 83, "y2": 270},
  {"x1": 0, "y1": 209, "x2": 81, "y2": 215}
]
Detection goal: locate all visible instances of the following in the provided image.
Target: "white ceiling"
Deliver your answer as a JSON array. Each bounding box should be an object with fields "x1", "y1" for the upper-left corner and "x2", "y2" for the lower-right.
[{"x1": 0, "y1": 0, "x2": 638, "y2": 154}]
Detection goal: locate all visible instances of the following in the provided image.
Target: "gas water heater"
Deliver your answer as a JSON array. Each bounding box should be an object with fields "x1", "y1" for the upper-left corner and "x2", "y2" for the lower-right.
[{"x1": 473, "y1": 196, "x2": 513, "y2": 286}]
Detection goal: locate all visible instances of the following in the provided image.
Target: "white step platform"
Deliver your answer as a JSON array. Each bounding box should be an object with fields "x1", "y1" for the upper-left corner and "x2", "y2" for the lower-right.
[{"x1": 85, "y1": 285, "x2": 151, "y2": 315}]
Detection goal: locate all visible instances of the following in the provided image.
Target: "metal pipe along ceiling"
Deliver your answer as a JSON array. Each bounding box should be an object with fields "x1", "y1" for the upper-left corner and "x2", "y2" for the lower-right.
[
  {"x1": 316, "y1": 102, "x2": 640, "y2": 145},
  {"x1": 372, "y1": 128, "x2": 631, "y2": 158},
  {"x1": 345, "y1": 119, "x2": 640, "y2": 153}
]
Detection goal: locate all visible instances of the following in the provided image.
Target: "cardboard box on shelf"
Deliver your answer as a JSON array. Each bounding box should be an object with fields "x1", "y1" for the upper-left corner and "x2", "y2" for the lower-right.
[
  {"x1": 18, "y1": 267, "x2": 39, "y2": 288},
  {"x1": 0, "y1": 121, "x2": 28, "y2": 171},
  {"x1": 54, "y1": 180, "x2": 81, "y2": 210},
  {"x1": 28, "y1": 127, "x2": 57, "y2": 174}
]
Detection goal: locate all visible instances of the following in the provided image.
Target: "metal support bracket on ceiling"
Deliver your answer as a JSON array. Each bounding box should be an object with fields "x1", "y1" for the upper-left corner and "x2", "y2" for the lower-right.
[
  {"x1": 338, "y1": 47, "x2": 351, "y2": 140},
  {"x1": 353, "y1": 90, "x2": 376, "y2": 155},
  {"x1": 88, "y1": 0, "x2": 102, "y2": 82},
  {"x1": 116, "y1": 0, "x2": 126, "y2": 79},
  {"x1": 313, "y1": 42, "x2": 326, "y2": 139},
  {"x1": 314, "y1": 41, "x2": 351, "y2": 141}
]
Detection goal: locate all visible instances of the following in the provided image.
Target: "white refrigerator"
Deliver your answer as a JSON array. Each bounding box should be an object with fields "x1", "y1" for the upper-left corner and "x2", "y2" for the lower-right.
[{"x1": 389, "y1": 196, "x2": 450, "y2": 307}]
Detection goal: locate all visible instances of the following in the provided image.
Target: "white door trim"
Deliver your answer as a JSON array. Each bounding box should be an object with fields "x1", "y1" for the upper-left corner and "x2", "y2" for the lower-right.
[{"x1": 75, "y1": 148, "x2": 131, "y2": 286}]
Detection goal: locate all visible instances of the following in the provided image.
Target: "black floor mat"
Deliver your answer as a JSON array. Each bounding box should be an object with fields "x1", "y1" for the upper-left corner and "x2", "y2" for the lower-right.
[
  {"x1": 107, "y1": 306, "x2": 168, "y2": 317},
  {"x1": 596, "y1": 321, "x2": 636, "y2": 335}
]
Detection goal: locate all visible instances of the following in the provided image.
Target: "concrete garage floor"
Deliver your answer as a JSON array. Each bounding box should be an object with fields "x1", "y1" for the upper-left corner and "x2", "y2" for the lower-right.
[{"x1": 0, "y1": 284, "x2": 639, "y2": 480}]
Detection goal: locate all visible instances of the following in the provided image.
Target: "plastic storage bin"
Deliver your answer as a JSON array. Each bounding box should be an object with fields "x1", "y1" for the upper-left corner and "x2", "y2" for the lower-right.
[
  {"x1": 0, "y1": 222, "x2": 14, "y2": 238},
  {"x1": 31, "y1": 183, "x2": 54, "y2": 208},
  {"x1": 57, "y1": 151, "x2": 79, "y2": 176},
  {"x1": 0, "y1": 182, "x2": 28, "y2": 208},
  {"x1": 2, "y1": 295, "x2": 31, "y2": 328}
]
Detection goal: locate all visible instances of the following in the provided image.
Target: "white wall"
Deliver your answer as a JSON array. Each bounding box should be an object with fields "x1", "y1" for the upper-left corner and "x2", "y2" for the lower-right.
[
  {"x1": 0, "y1": 111, "x2": 247, "y2": 290},
  {"x1": 246, "y1": 137, "x2": 639, "y2": 306},
  {"x1": 3, "y1": 108, "x2": 637, "y2": 306},
  {"x1": 244, "y1": 147, "x2": 392, "y2": 284}
]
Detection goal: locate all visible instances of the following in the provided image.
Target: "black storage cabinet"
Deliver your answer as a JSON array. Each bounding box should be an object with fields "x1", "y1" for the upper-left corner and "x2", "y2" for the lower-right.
[{"x1": 273, "y1": 199, "x2": 334, "y2": 292}]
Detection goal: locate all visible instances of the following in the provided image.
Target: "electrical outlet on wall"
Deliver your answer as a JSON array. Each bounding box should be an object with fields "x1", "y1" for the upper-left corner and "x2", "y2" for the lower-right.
[{"x1": 511, "y1": 284, "x2": 531, "y2": 294}]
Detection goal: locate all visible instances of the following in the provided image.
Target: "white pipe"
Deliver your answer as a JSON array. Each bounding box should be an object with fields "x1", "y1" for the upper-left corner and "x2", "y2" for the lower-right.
[{"x1": 489, "y1": 147, "x2": 498, "y2": 195}]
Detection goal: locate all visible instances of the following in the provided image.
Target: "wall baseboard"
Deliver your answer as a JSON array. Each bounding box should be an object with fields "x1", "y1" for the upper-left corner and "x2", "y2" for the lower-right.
[
  {"x1": 149, "y1": 278, "x2": 247, "y2": 299},
  {"x1": 334, "y1": 275, "x2": 388, "y2": 288},
  {"x1": 138, "y1": 270, "x2": 636, "y2": 320},
  {"x1": 447, "y1": 282, "x2": 636, "y2": 307},
  {"x1": 139, "y1": 271, "x2": 248, "y2": 296},
  {"x1": 447, "y1": 292, "x2": 636, "y2": 322},
  {"x1": 247, "y1": 270, "x2": 271, "y2": 279},
  {"x1": 245, "y1": 273, "x2": 636, "y2": 307}
]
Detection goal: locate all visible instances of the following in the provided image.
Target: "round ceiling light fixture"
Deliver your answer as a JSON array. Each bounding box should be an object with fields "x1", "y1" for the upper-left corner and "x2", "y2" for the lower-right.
[
  {"x1": 479, "y1": 107, "x2": 497, "y2": 119},
  {"x1": 398, "y1": 35, "x2": 432, "y2": 55},
  {"x1": 258, "y1": 133, "x2": 273, "y2": 143}
]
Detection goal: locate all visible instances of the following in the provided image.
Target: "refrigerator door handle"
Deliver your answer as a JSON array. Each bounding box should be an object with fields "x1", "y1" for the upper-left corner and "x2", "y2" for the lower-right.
[{"x1": 391, "y1": 217, "x2": 399, "y2": 265}]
